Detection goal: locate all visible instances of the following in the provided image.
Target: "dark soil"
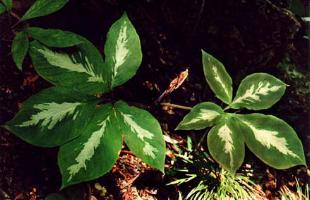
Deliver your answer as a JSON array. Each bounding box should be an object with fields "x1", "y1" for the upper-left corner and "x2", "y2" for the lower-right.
[{"x1": 0, "y1": 0, "x2": 309, "y2": 199}]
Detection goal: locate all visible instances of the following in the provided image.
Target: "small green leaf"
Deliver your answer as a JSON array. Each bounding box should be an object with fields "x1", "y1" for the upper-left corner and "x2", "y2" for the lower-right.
[
  {"x1": 104, "y1": 13, "x2": 142, "y2": 88},
  {"x1": 0, "y1": 3, "x2": 6, "y2": 14},
  {"x1": 58, "y1": 104, "x2": 122, "y2": 188},
  {"x1": 231, "y1": 73, "x2": 286, "y2": 110},
  {"x1": 27, "y1": 27, "x2": 83, "y2": 48},
  {"x1": 12, "y1": 31, "x2": 29, "y2": 70},
  {"x1": 115, "y1": 100, "x2": 165, "y2": 172},
  {"x1": 5, "y1": 87, "x2": 97, "y2": 147},
  {"x1": 201, "y1": 50, "x2": 233, "y2": 104},
  {"x1": 29, "y1": 39, "x2": 108, "y2": 95},
  {"x1": 207, "y1": 116, "x2": 245, "y2": 173},
  {"x1": 21, "y1": 0, "x2": 69, "y2": 21},
  {"x1": 176, "y1": 102, "x2": 223, "y2": 130},
  {"x1": 237, "y1": 113, "x2": 306, "y2": 169},
  {"x1": 1, "y1": 0, "x2": 12, "y2": 10}
]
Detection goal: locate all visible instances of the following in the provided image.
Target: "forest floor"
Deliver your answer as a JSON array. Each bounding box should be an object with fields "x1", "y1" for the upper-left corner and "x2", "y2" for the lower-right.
[{"x1": 0, "y1": 0, "x2": 309, "y2": 199}]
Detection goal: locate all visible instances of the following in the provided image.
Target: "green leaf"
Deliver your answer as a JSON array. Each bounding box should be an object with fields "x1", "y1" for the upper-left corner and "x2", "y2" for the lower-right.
[
  {"x1": 201, "y1": 50, "x2": 233, "y2": 104},
  {"x1": 207, "y1": 115, "x2": 245, "y2": 173},
  {"x1": 237, "y1": 113, "x2": 306, "y2": 169},
  {"x1": 1, "y1": 0, "x2": 12, "y2": 10},
  {"x1": 0, "y1": 3, "x2": 6, "y2": 14},
  {"x1": 231, "y1": 73, "x2": 286, "y2": 110},
  {"x1": 5, "y1": 87, "x2": 97, "y2": 147},
  {"x1": 12, "y1": 31, "x2": 29, "y2": 70},
  {"x1": 114, "y1": 100, "x2": 165, "y2": 172},
  {"x1": 27, "y1": 27, "x2": 83, "y2": 48},
  {"x1": 45, "y1": 193, "x2": 66, "y2": 200},
  {"x1": 29, "y1": 39, "x2": 108, "y2": 95},
  {"x1": 58, "y1": 104, "x2": 122, "y2": 188},
  {"x1": 21, "y1": 0, "x2": 69, "y2": 21},
  {"x1": 104, "y1": 13, "x2": 142, "y2": 89},
  {"x1": 176, "y1": 102, "x2": 223, "y2": 130}
]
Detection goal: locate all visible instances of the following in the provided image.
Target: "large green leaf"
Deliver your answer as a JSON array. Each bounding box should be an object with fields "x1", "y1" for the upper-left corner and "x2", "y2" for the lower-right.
[
  {"x1": 27, "y1": 27, "x2": 83, "y2": 48},
  {"x1": 114, "y1": 101, "x2": 165, "y2": 172},
  {"x1": 21, "y1": 0, "x2": 69, "y2": 21},
  {"x1": 176, "y1": 102, "x2": 223, "y2": 130},
  {"x1": 202, "y1": 50, "x2": 233, "y2": 104},
  {"x1": 237, "y1": 113, "x2": 306, "y2": 169},
  {"x1": 5, "y1": 87, "x2": 97, "y2": 147},
  {"x1": 231, "y1": 73, "x2": 286, "y2": 110},
  {"x1": 58, "y1": 104, "x2": 122, "y2": 188},
  {"x1": 207, "y1": 115, "x2": 245, "y2": 173},
  {"x1": 104, "y1": 13, "x2": 142, "y2": 89},
  {"x1": 12, "y1": 31, "x2": 29, "y2": 70},
  {"x1": 29, "y1": 40, "x2": 108, "y2": 95}
]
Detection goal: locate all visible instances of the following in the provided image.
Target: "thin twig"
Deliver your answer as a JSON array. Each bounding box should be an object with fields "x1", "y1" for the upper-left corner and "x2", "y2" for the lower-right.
[
  {"x1": 10, "y1": 11, "x2": 21, "y2": 21},
  {"x1": 160, "y1": 102, "x2": 192, "y2": 110}
]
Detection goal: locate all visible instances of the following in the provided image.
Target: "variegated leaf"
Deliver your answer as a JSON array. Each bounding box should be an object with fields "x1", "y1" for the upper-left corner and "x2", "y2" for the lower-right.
[
  {"x1": 231, "y1": 73, "x2": 286, "y2": 110},
  {"x1": 5, "y1": 87, "x2": 97, "y2": 147},
  {"x1": 104, "y1": 13, "x2": 142, "y2": 89},
  {"x1": 27, "y1": 27, "x2": 83, "y2": 48},
  {"x1": 29, "y1": 38, "x2": 109, "y2": 95},
  {"x1": 176, "y1": 102, "x2": 223, "y2": 130},
  {"x1": 237, "y1": 113, "x2": 306, "y2": 169},
  {"x1": 207, "y1": 115, "x2": 245, "y2": 172},
  {"x1": 115, "y1": 101, "x2": 165, "y2": 172},
  {"x1": 58, "y1": 104, "x2": 122, "y2": 188},
  {"x1": 202, "y1": 50, "x2": 233, "y2": 104}
]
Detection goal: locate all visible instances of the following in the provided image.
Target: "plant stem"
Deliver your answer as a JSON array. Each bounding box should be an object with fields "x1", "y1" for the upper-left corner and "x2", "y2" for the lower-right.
[
  {"x1": 10, "y1": 11, "x2": 21, "y2": 21},
  {"x1": 160, "y1": 102, "x2": 192, "y2": 110}
]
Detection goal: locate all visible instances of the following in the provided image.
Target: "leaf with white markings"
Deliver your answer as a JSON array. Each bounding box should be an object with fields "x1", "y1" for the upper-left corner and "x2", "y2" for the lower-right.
[
  {"x1": 207, "y1": 115, "x2": 245, "y2": 172},
  {"x1": 104, "y1": 13, "x2": 142, "y2": 89},
  {"x1": 202, "y1": 50, "x2": 233, "y2": 104},
  {"x1": 12, "y1": 31, "x2": 29, "y2": 70},
  {"x1": 29, "y1": 39, "x2": 108, "y2": 94},
  {"x1": 59, "y1": 104, "x2": 122, "y2": 188},
  {"x1": 21, "y1": 0, "x2": 69, "y2": 21},
  {"x1": 176, "y1": 102, "x2": 223, "y2": 130},
  {"x1": 115, "y1": 101, "x2": 165, "y2": 172},
  {"x1": 237, "y1": 113, "x2": 306, "y2": 169},
  {"x1": 5, "y1": 87, "x2": 97, "y2": 147},
  {"x1": 27, "y1": 27, "x2": 83, "y2": 48},
  {"x1": 231, "y1": 73, "x2": 286, "y2": 110}
]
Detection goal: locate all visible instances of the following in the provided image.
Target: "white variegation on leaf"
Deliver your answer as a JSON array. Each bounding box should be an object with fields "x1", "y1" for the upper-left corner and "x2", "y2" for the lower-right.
[
  {"x1": 231, "y1": 73, "x2": 286, "y2": 110},
  {"x1": 18, "y1": 102, "x2": 81, "y2": 130},
  {"x1": 115, "y1": 101, "x2": 165, "y2": 172},
  {"x1": 5, "y1": 87, "x2": 96, "y2": 147},
  {"x1": 176, "y1": 102, "x2": 223, "y2": 130},
  {"x1": 207, "y1": 117, "x2": 245, "y2": 172},
  {"x1": 29, "y1": 37, "x2": 108, "y2": 95},
  {"x1": 58, "y1": 104, "x2": 122, "y2": 188},
  {"x1": 202, "y1": 50, "x2": 233, "y2": 104},
  {"x1": 104, "y1": 14, "x2": 142, "y2": 88},
  {"x1": 36, "y1": 46, "x2": 104, "y2": 83},
  {"x1": 113, "y1": 21, "x2": 129, "y2": 78},
  {"x1": 67, "y1": 116, "x2": 110, "y2": 181},
  {"x1": 237, "y1": 113, "x2": 306, "y2": 169}
]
